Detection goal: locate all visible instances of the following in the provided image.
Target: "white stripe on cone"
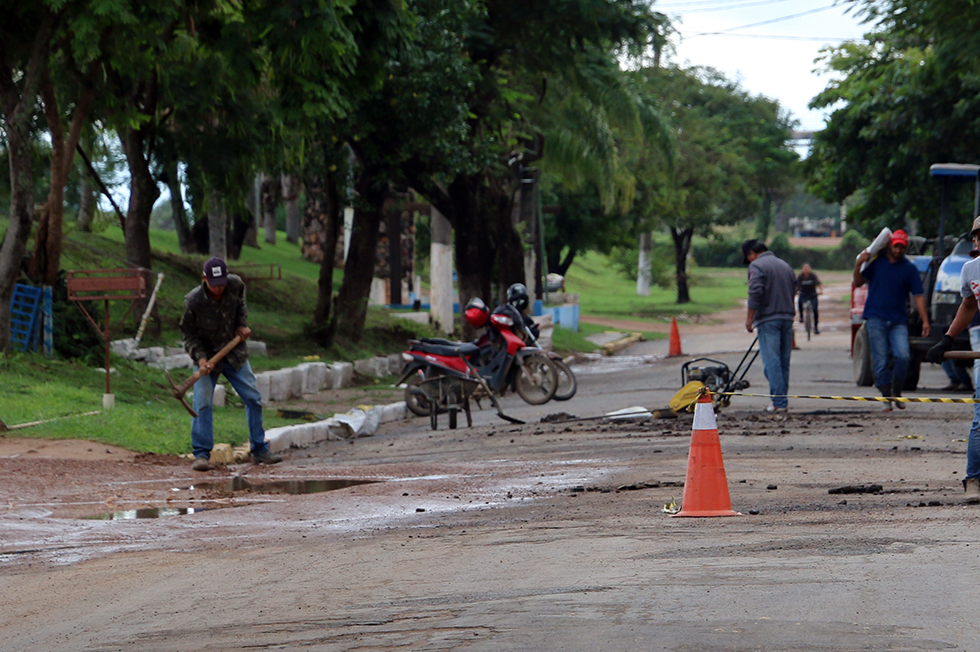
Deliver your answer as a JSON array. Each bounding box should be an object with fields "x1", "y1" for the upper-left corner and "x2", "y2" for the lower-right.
[{"x1": 692, "y1": 400, "x2": 717, "y2": 431}]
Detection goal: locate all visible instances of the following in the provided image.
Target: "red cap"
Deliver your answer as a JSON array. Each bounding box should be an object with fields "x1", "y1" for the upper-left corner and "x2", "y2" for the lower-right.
[{"x1": 890, "y1": 230, "x2": 909, "y2": 247}]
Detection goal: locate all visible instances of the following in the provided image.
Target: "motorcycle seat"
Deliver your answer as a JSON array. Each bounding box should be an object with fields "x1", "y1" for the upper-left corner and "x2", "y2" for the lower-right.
[{"x1": 412, "y1": 341, "x2": 481, "y2": 358}]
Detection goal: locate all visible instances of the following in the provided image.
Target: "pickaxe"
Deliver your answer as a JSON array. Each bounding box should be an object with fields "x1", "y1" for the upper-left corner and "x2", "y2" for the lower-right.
[{"x1": 166, "y1": 335, "x2": 242, "y2": 417}]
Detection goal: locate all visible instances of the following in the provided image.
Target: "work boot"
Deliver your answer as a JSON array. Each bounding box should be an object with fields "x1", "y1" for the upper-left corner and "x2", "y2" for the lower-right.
[
  {"x1": 964, "y1": 477, "x2": 980, "y2": 504},
  {"x1": 891, "y1": 383, "x2": 905, "y2": 410},
  {"x1": 252, "y1": 449, "x2": 282, "y2": 465},
  {"x1": 192, "y1": 457, "x2": 210, "y2": 472},
  {"x1": 877, "y1": 385, "x2": 893, "y2": 411}
]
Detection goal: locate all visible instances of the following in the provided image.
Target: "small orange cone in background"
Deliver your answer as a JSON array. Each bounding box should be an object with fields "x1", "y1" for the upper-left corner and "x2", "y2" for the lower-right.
[
  {"x1": 673, "y1": 389, "x2": 741, "y2": 517},
  {"x1": 668, "y1": 316, "x2": 683, "y2": 357}
]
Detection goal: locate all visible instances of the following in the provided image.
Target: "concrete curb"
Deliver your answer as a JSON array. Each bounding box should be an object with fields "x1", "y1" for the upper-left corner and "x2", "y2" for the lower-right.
[
  {"x1": 111, "y1": 338, "x2": 406, "y2": 403},
  {"x1": 265, "y1": 401, "x2": 410, "y2": 453},
  {"x1": 601, "y1": 332, "x2": 645, "y2": 356}
]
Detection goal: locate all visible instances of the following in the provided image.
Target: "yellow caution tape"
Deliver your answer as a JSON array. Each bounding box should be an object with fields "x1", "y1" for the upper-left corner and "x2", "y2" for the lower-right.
[{"x1": 720, "y1": 392, "x2": 980, "y2": 404}]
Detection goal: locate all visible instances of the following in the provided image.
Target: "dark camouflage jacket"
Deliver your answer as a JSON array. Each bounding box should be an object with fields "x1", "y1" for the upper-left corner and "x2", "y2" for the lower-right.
[{"x1": 180, "y1": 274, "x2": 249, "y2": 370}]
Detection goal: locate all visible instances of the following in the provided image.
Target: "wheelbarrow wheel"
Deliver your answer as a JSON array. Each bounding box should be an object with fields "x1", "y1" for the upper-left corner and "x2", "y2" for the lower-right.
[{"x1": 448, "y1": 395, "x2": 458, "y2": 430}]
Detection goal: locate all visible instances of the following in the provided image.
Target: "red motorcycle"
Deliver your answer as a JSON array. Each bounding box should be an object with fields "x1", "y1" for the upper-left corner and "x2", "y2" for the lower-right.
[{"x1": 397, "y1": 299, "x2": 559, "y2": 427}]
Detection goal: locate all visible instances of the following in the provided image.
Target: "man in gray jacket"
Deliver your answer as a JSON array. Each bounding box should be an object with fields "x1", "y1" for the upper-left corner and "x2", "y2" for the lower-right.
[{"x1": 742, "y1": 239, "x2": 797, "y2": 413}]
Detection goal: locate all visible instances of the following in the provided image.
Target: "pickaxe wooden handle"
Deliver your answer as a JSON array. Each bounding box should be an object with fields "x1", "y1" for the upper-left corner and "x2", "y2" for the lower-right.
[
  {"x1": 944, "y1": 350, "x2": 980, "y2": 359},
  {"x1": 165, "y1": 335, "x2": 243, "y2": 417}
]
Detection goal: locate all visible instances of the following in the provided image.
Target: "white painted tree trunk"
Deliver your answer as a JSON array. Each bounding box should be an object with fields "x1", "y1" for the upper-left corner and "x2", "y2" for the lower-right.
[
  {"x1": 281, "y1": 172, "x2": 301, "y2": 244},
  {"x1": 430, "y1": 206, "x2": 455, "y2": 335},
  {"x1": 636, "y1": 231, "x2": 652, "y2": 296}
]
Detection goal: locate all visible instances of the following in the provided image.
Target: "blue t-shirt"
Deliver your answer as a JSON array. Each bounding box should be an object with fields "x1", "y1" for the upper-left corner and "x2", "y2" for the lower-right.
[{"x1": 861, "y1": 253, "x2": 924, "y2": 323}]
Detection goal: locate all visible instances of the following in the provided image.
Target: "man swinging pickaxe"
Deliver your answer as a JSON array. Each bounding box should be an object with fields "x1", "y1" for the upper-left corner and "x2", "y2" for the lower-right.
[{"x1": 165, "y1": 335, "x2": 242, "y2": 417}]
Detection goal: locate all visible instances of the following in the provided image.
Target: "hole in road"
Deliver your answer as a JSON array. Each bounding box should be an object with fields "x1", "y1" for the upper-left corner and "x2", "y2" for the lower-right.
[
  {"x1": 83, "y1": 478, "x2": 377, "y2": 519},
  {"x1": 194, "y1": 477, "x2": 377, "y2": 495}
]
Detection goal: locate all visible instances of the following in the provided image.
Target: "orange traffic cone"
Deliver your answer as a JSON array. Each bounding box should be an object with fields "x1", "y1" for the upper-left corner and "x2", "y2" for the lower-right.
[
  {"x1": 668, "y1": 316, "x2": 683, "y2": 357},
  {"x1": 673, "y1": 389, "x2": 741, "y2": 517}
]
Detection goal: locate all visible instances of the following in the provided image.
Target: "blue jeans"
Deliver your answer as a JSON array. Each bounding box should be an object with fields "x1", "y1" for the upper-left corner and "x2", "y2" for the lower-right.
[
  {"x1": 968, "y1": 329, "x2": 980, "y2": 480},
  {"x1": 191, "y1": 359, "x2": 269, "y2": 460},
  {"x1": 942, "y1": 359, "x2": 973, "y2": 387},
  {"x1": 756, "y1": 319, "x2": 793, "y2": 408},
  {"x1": 864, "y1": 318, "x2": 909, "y2": 390}
]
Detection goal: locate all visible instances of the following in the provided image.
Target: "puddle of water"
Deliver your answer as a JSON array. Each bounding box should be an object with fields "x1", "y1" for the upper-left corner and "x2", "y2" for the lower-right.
[
  {"x1": 194, "y1": 476, "x2": 376, "y2": 495},
  {"x1": 86, "y1": 507, "x2": 204, "y2": 520}
]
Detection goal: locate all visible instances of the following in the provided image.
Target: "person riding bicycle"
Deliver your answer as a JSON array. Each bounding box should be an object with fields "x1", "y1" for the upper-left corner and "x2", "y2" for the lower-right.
[{"x1": 796, "y1": 263, "x2": 823, "y2": 335}]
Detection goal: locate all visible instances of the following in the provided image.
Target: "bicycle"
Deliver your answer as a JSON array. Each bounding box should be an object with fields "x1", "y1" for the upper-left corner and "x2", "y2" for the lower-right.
[{"x1": 803, "y1": 300, "x2": 815, "y2": 341}]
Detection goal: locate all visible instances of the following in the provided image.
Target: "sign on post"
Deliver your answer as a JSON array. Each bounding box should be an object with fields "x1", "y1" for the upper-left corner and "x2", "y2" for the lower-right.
[{"x1": 66, "y1": 269, "x2": 147, "y2": 408}]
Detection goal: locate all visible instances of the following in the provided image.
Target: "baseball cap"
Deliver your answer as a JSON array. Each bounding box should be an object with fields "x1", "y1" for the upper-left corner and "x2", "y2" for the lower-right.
[
  {"x1": 203, "y1": 257, "x2": 229, "y2": 287},
  {"x1": 890, "y1": 230, "x2": 909, "y2": 247}
]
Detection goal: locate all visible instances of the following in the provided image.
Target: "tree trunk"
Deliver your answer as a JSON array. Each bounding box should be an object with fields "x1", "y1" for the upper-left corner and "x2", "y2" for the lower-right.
[
  {"x1": 557, "y1": 247, "x2": 576, "y2": 277},
  {"x1": 166, "y1": 160, "x2": 195, "y2": 254},
  {"x1": 282, "y1": 172, "x2": 301, "y2": 244},
  {"x1": 756, "y1": 192, "x2": 773, "y2": 241},
  {"x1": 772, "y1": 195, "x2": 788, "y2": 234},
  {"x1": 207, "y1": 187, "x2": 227, "y2": 259},
  {"x1": 77, "y1": 173, "x2": 96, "y2": 232},
  {"x1": 334, "y1": 172, "x2": 386, "y2": 342},
  {"x1": 261, "y1": 174, "x2": 278, "y2": 245},
  {"x1": 306, "y1": 172, "x2": 342, "y2": 342},
  {"x1": 30, "y1": 69, "x2": 93, "y2": 285},
  {"x1": 671, "y1": 226, "x2": 693, "y2": 304},
  {"x1": 228, "y1": 211, "x2": 249, "y2": 260},
  {"x1": 519, "y1": 173, "x2": 539, "y2": 300},
  {"x1": 637, "y1": 231, "x2": 652, "y2": 296},
  {"x1": 243, "y1": 173, "x2": 259, "y2": 249},
  {"x1": 0, "y1": 14, "x2": 55, "y2": 353},
  {"x1": 121, "y1": 125, "x2": 161, "y2": 274},
  {"x1": 430, "y1": 206, "x2": 454, "y2": 335},
  {"x1": 449, "y1": 176, "x2": 494, "y2": 340},
  {"x1": 493, "y1": 191, "x2": 524, "y2": 304}
]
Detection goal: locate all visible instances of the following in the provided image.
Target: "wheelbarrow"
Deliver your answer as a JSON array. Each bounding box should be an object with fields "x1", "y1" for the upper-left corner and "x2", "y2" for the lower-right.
[{"x1": 408, "y1": 353, "x2": 525, "y2": 430}]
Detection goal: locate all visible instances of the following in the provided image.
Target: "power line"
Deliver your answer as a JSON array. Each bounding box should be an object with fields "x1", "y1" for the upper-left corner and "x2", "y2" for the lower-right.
[
  {"x1": 658, "y1": 0, "x2": 797, "y2": 13},
  {"x1": 686, "y1": 33, "x2": 865, "y2": 41},
  {"x1": 689, "y1": 4, "x2": 840, "y2": 36},
  {"x1": 656, "y1": 0, "x2": 790, "y2": 8}
]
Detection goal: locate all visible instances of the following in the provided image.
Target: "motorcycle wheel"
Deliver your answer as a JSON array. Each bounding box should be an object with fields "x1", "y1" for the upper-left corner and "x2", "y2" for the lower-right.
[
  {"x1": 405, "y1": 373, "x2": 431, "y2": 416},
  {"x1": 515, "y1": 355, "x2": 559, "y2": 404},
  {"x1": 552, "y1": 359, "x2": 577, "y2": 401}
]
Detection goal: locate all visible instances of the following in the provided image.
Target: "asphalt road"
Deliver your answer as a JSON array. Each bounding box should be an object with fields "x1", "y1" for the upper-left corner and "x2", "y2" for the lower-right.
[{"x1": 1, "y1": 326, "x2": 978, "y2": 651}]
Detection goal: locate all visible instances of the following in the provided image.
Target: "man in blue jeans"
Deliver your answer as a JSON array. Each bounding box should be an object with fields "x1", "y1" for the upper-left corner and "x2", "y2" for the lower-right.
[
  {"x1": 927, "y1": 217, "x2": 980, "y2": 503},
  {"x1": 854, "y1": 229, "x2": 930, "y2": 411},
  {"x1": 743, "y1": 239, "x2": 797, "y2": 413},
  {"x1": 180, "y1": 257, "x2": 282, "y2": 471}
]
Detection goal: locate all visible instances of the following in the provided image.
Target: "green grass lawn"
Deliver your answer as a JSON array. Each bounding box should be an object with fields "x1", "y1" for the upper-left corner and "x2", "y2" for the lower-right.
[
  {"x1": 0, "y1": 353, "x2": 304, "y2": 454},
  {"x1": 564, "y1": 251, "x2": 746, "y2": 320}
]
